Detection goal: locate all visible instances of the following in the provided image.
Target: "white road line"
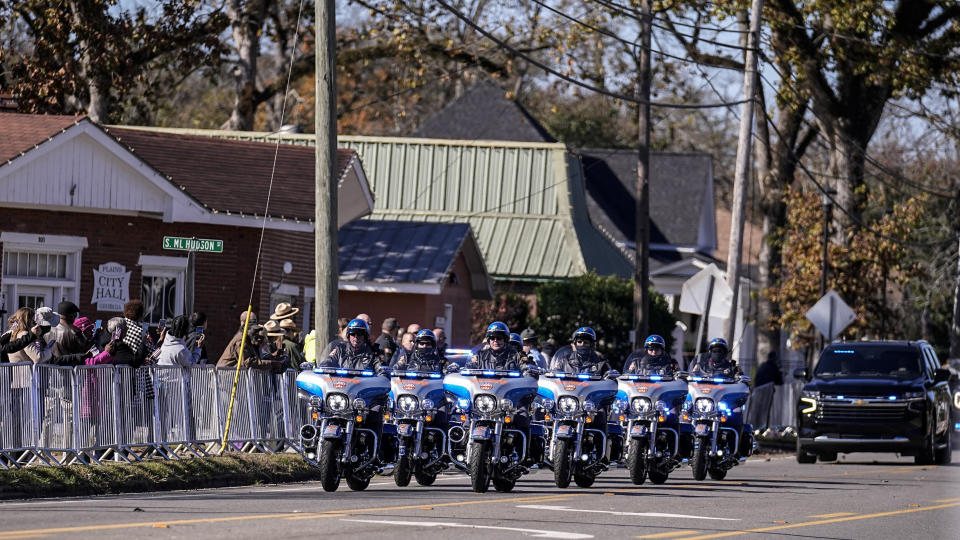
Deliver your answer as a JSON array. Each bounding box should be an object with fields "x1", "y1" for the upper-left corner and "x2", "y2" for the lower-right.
[
  {"x1": 516, "y1": 504, "x2": 739, "y2": 521},
  {"x1": 340, "y1": 518, "x2": 593, "y2": 539}
]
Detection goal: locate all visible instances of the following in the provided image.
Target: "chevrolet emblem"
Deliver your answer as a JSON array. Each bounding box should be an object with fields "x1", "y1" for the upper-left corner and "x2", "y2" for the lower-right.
[{"x1": 852, "y1": 399, "x2": 866, "y2": 405}]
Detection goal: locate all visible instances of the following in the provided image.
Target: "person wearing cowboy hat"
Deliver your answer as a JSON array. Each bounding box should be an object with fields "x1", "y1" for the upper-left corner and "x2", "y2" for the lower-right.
[
  {"x1": 262, "y1": 320, "x2": 289, "y2": 372},
  {"x1": 278, "y1": 318, "x2": 304, "y2": 370},
  {"x1": 270, "y1": 302, "x2": 299, "y2": 321}
]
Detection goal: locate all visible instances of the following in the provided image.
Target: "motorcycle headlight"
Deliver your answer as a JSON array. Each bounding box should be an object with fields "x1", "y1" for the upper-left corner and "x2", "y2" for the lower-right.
[
  {"x1": 309, "y1": 395, "x2": 323, "y2": 410},
  {"x1": 398, "y1": 394, "x2": 419, "y2": 413},
  {"x1": 421, "y1": 398, "x2": 436, "y2": 410},
  {"x1": 613, "y1": 398, "x2": 628, "y2": 413},
  {"x1": 583, "y1": 400, "x2": 597, "y2": 412},
  {"x1": 475, "y1": 394, "x2": 498, "y2": 413},
  {"x1": 717, "y1": 401, "x2": 732, "y2": 415},
  {"x1": 326, "y1": 393, "x2": 349, "y2": 412},
  {"x1": 558, "y1": 396, "x2": 580, "y2": 413},
  {"x1": 631, "y1": 397, "x2": 652, "y2": 414},
  {"x1": 541, "y1": 398, "x2": 555, "y2": 410},
  {"x1": 695, "y1": 398, "x2": 715, "y2": 414},
  {"x1": 655, "y1": 400, "x2": 669, "y2": 412},
  {"x1": 352, "y1": 397, "x2": 367, "y2": 410},
  {"x1": 500, "y1": 398, "x2": 515, "y2": 411}
]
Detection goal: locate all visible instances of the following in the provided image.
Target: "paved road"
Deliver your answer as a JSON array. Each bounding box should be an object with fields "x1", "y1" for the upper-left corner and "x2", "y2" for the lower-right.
[{"x1": 0, "y1": 452, "x2": 957, "y2": 539}]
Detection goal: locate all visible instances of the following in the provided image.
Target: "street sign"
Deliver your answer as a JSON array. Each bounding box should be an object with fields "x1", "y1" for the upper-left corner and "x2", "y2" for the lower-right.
[
  {"x1": 162, "y1": 236, "x2": 223, "y2": 253},
  {"x1": 679, "y1": 264, "x2": 733, "y2": 318},
  {"x1": 805, "y1": 290, "x2": 856, "y2": 340}
]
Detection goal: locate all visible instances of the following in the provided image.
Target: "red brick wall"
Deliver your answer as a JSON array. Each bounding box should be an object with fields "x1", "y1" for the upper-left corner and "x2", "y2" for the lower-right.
[{"x1": 0, "y1": 209, "x2": 262, "y2": 357}]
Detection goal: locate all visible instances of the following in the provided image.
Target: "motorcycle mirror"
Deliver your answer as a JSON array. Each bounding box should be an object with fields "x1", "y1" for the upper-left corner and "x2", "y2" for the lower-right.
[
  {"x1": 739, "y1": 375, "x2": 752, "y2": 385},
  {"x1": 676, "y1": 370, "x2": 690, "y2": 380},
  {"x1": 299, "y1": 362, "x2": 313, "y2": 371},
  {"x1": 606, "y1": 369, "x2": 620, "y2": 379}
]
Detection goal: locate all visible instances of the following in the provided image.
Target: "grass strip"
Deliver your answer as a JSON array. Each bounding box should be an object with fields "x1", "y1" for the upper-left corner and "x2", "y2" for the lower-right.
[{"x1": 0, "y1": 453, "x2": 321, "y2": 500}]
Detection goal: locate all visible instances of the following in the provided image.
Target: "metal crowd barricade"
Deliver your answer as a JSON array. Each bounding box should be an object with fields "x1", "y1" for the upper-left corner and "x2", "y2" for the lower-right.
[
  {"x1": 33, "y1": 365, "x2": 83, "y2": 466},
  {"x1": 0, "y1": 362, "x2": 36, "y2": 468},
  {"x1": 189, "y1": 365, "x2": 222, "y2": 454},
  {"x1": 0, "y1": 363, "x2": 312, "y2": 467}
]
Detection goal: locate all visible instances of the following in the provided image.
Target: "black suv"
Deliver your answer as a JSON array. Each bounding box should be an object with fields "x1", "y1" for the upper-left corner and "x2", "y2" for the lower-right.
[{"x1": 794, "y1": 341, "x2": 952, "y2": 464}]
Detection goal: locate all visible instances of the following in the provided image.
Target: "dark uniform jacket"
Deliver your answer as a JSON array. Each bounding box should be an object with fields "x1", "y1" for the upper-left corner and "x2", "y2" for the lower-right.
[
  {"x1": 395, "y1": 349, "x2": 445, "y2": 372},
  {"x1": 322, "y1": 340, "x2": 383, "y2": 372},
  {"x1": 624, "y1": 350, "x2": 679, "y2": 375},
  {"x1": 554, "y1": 350, "x2": 611, "y2": 375},
  {"x1": 690, "y1": 353, "x2": 740, "y2": 378},
  {"x1": 466, "y1": 346, "x2": 530, "y2": 371}
]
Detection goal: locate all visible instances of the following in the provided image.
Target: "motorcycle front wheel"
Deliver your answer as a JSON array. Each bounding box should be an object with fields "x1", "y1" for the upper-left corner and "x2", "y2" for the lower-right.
[
  {"x1": 492, "y1": 476, "x2": 515, "y2": 492},
  {"x1": 553, "y1": 439, "x2": 573, "y2": 488},
  {"x1": 394, "y1": 454, "x2": 413, "y2": 487},
  {"x1": 346, "y1": 474, "x2": 370, "y2": 491},
  {"x1": 707, "y1": 467, "x2": 727, "y2": 481},
  {"x1": 627, "y1": 442, "x2": 647, "y2": 485},
  {"x1": 469, "y1": 442, "x2": 491, "y2": 493},
  {"x1": 319, "y1": 440, "x2": 342, "y2": 492},
  {"x1": 691, "y1": 437, "x2": 709, "y2": 481},
  {"x1": 573, "y1": 473, "x2": 595, "y2": 488},
  {"x1": 647, "y1": 468, "x2": 669, "y2": 484}
]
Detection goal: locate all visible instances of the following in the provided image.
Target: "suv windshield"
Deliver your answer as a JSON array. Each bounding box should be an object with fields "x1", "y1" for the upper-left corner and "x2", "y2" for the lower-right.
[{"x1": 815, "y1": 346, "x2": 922, "y2": 379}]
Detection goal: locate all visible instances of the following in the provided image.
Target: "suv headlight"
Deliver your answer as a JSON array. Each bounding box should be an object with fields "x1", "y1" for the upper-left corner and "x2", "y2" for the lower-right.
[
  {"x1": 475, "y1": 394, "x2": 498, "y2": 413},
  {"x1": 326, "y1": 393, "x2": 349, "y2": 412},
  {"x1": 694, "y1": 398, "x2": 715, "y2": 414},
  {"x1": 397, "y1": 394, "x2": 419, "y2": 413},
  {"x1": 632, "y1": 397, "x2": 652, "y2": 414},
  {"x1": 902, "y1": 391, "x2": 924, "y2": 399},
  {"x1": 558, "y1": 396, "x2": 580, "y2": 413},
  {"x1": 802, "y1": 390, "x2": 820, "y2": 399}
]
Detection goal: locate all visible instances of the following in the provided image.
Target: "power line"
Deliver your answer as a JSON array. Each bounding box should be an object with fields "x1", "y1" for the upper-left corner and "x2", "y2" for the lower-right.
[
  {"x1": 435, "y1": 0, "x2": 749, "y2": 110},
  {"x1": 590, "y1": 0, "x2": 751, "y2": 35}
]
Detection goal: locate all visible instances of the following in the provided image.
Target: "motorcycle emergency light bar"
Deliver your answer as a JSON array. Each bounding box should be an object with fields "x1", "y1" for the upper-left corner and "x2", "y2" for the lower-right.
[
  {"x1": 954, "y1": 422, "x2": 960, "y2": 431},
  {"x1": 483, "y1": 370, "x2": 496, "y2": 376},
  {"x1": 336, "y1": 368, "x2": 348, "y2": 375},
  {"x1": 648, "y1": 375, "x2": 662, "y2": 381},
  {"x1": 508, "y1": 371, "x2": 521, "y2": 377},
  {"x1": 361, "y1": 370, "x2": 375, "y2": 376},
  {"x1": 406, "y1": 371, "x2": 418, "y2": 377},
  {"x1": 577, "y1": 373, "x2": 591, "y2": 380},
  {"x1": 690, "y1": 376, "x2": 703, "y2": 382},
  {"x1": 428, "y1": 373, "x2": 442, "y2": 379}
]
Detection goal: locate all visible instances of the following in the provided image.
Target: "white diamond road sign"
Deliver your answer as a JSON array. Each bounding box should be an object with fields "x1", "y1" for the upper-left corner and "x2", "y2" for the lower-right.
[
  {"x1": 162, "y1": 236, "x2": 223, "y2": 253},
  {"x1": 805, "y1": 290, "x2": 856, "y2": 340}
]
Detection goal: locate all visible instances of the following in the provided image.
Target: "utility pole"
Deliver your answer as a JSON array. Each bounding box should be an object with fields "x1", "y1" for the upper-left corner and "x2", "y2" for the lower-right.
[
  {"x1": 634, "y1": 0, "x2": 652, "y2": 348},
  {"x1": 315, "y1": 0, "x2": 338, "y2": 342},
  {"x1": 723, "y1": 0, "x2": 763, "y2": 348},
  {"x1": 950, "y1": 232, "x2": 960, "y2": 358}
]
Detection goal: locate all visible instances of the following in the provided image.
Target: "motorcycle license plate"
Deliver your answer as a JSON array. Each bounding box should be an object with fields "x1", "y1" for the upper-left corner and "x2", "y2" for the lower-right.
[
  {"x1": 397, "y1": 424, "x2": 414, "y2": 437},
  {"x1": 472, "y1": 426, "x2": 491, "y2": 440},
  {"x1": 323, "y1": 425, "x2": 342, "y2": 438},
  {"x1": 694, "y1": 424, "x2": 708, "y2": 435},
  {"x1": 631, "y1": 425, "x2": 647, "y2": 436},
  {"x1": 556, "y1": 425, "x2": 573, "y2": 437}
]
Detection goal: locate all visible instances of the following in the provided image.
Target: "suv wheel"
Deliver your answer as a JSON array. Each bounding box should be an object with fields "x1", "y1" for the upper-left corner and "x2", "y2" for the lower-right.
[
  {"x1": 934, "y1": 429, "x2": 952, "y2": 465},
  {"x1": 914, "y1": 428, "x2": 937, "y2": 465},
  {"x1": 796, "y1": 440, "x2": 817, "y2": 464},
  {"x1": 818, "y1": 451, "x2": 838, "y2": 462}
]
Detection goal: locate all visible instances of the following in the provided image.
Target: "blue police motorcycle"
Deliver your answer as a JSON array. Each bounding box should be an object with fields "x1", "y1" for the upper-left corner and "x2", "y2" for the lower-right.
[
  {"x1": 388, "y1": 369, "x2": 447, "y2": 487},
  {"x1": 444, "y1": 368, "x2": 542, "y2": 493},
  {"x1": 686, "y1": 373, "x2": 755, "y2": 480},
  {"x1": 297, "y1": 367, "x2": 395, "y2": 491}
]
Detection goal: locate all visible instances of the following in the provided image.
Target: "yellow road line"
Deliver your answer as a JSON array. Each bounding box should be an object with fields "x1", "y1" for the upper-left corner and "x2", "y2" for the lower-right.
[
  {"x1": 636, "y1": 531, "x2": 702, "y2": 538},
  {"x1": 0, "y1": 493, "x2": 583, "y2": 537},
  {"x1": 839, "y1": 465, "x2": 932, "y2": 476},
  {"x1": 808, "y1": 512, "x2": 856, "y2": 518},
  {"x1": 933, "y1": 498, "x2": 960, "y2": 503},
  {"x1": 677, "y1": 501, "x2": 960, "y2": 540}
]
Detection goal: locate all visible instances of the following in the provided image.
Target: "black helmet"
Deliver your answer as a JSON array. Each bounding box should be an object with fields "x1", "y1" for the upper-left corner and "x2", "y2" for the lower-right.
[{"x1": 415, "y1": 329, "x2": 437, "y2": 348}]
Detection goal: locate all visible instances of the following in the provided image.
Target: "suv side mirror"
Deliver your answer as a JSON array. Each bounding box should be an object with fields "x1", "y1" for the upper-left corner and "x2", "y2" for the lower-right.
[
  {"x1": 793, "y1": 367, "x2": 808, "y2": 380},
  {"x1": 934, "y1": 368, "x2": 951, "y2": 383}
]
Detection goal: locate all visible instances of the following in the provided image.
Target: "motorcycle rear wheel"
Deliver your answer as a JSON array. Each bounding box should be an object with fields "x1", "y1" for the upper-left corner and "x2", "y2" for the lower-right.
[
  {"x1": 394, "y1": 454, "x2": 412, "y2": 487},
  {"x1": 414, "y1": 470, "x2": 437, "y2": 486},
  {"x1": 553, "y1": 439, "x2": 573, "y2": 488},
  {"x1": 492, "y1": 476, "x2": 516, "y2": 492},
  {"x1": 573, "y1": 473, "x2": 595, "y2": 488},
  {"x1": 319, "y1": 440, "x2": 342, "y2": 492},
  {"x1": 469, "y1": 442, "x2": 491, "y2": 493},
  {"x1": 647, "y1": 468, "x2": 669, "y2": 484},
  {"x1": 707, "y1": 467, "x2": 727, "y2": 481},
  {"x1": 346, "y1": 474, "x2": 370, "y2": 491},
  {"x1": 627, "y1": 442, "x2": 647, "y2": 485},
  {"x1": 691, "y1": 438, "x2": 708, "y2": 481}
]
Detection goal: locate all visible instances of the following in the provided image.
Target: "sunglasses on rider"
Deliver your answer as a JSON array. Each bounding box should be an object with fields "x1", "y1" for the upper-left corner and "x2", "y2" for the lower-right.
[
  {"x1": 489, "y1": 335, "x2": 505, "y2": 342},
  {"x1": 574, "y1": 339, "x2": 590, "y2": 345}
]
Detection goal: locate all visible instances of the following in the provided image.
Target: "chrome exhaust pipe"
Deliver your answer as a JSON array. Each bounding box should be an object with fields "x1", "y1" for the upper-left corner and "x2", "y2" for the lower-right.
[{"x1": 448, "y1": 426, "x2": 467, "y2": 444}]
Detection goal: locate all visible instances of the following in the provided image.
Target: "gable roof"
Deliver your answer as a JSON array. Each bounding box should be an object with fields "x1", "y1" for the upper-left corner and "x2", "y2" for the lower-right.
[
  {"x1": 338, "y1": 219, "x2": 493, "y2": 298},
  {"x1": 107, "y1": 127, "x2": 369, "y2": 224},
  {"x1": 576, "y1": 148, "x2": 715, "y2": 250},
  {"x1": 411, "y1": 81, "x2": 556, "y2": 143},
  {"x1": 0, "y1": 114, "x2": 84, "y2": 163}
]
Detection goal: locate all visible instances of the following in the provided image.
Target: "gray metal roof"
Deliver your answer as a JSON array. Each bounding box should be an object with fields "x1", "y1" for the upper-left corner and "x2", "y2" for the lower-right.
[
  {"x1": 339, "y1": 219, "x2": 493, "y2": 298},
  {"x1": 411, "y1": 82, "x2": 557, "y2": 143}
]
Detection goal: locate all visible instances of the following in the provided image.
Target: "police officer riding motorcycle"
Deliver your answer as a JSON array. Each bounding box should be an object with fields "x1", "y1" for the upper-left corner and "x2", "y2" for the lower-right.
[
  {"x1": 685, "y1": 337, "x2": 755, "y2": 481},
  {"x1": 389, "y1": 329, "x2": 449, "y2": 487},
  {"x1": 619, "y1": 334, "x2": 693, "y2": 484}
]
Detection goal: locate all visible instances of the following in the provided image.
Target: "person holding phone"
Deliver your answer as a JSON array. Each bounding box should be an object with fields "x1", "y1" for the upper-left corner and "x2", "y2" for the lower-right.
[{"x1": 185, "y1": 312, "x2": 208, "y2": 364}]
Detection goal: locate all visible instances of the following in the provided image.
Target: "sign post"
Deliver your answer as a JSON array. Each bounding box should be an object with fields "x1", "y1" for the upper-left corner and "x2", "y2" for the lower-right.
[{"x1": 163, "y1": 236, "x2": 223, "y2": 315}]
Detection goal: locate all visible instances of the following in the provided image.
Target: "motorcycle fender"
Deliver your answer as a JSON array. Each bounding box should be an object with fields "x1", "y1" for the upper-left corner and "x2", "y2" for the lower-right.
[
  {"x1": 397, "y1": 423, "x2": 415, "y2": 437},
  {"x1": 322, "y1": 424, "x2": 344, "y2": 439},
  {"x1": 471, "y1": 425, "x2": 492, "y2": 440},
  {"x1": 630, "y1": 424, "x2": 648, "y2": 438},
  {"x1": 555, "y1": 424, "x2": 576, "y2": 439}
]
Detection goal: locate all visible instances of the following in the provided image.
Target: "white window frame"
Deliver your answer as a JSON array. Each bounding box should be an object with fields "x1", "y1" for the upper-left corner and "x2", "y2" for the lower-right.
[
  {"x1": 0, "y1": 232, "x2": 87, "y2": 312},
  {"x1": 138, "y1": 255, "x2": 187, "y2": 324}
]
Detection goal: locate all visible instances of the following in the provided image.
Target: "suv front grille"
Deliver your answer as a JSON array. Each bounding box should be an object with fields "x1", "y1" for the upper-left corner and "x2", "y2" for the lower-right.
[{"x1": 818, "y1": 399, "x2": 910, "y2": 423}]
